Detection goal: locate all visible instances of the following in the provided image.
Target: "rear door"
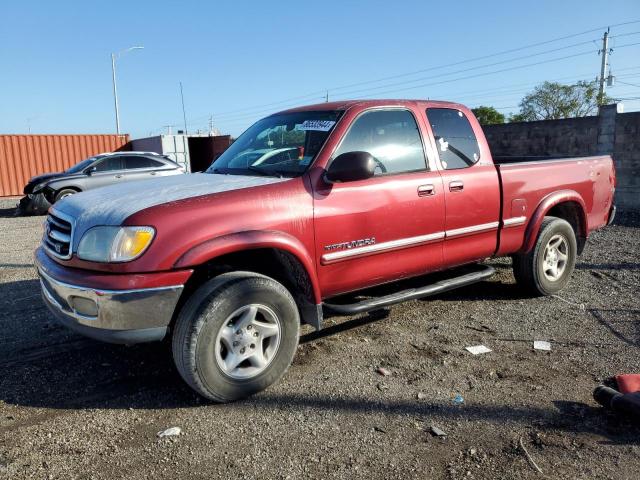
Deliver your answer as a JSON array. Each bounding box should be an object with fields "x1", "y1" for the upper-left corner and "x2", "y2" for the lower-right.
[
  {"x1": 313, "y1": 108, "x2": 446, "y2": 298},
  {"x1": 122, "y1": 155, "x2": 170, "y2": 181},
  {"x1": 424, "y1": 107, "x2": 500, "y2": 266}
]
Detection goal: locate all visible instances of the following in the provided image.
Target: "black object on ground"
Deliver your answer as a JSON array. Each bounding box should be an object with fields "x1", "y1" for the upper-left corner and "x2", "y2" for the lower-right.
[
  {"x1": 593, "y1": 385, "x2": 640, "y2": 421},
  {"x1": 17, "y1": 193, "x2": 51, "y2": 216}
]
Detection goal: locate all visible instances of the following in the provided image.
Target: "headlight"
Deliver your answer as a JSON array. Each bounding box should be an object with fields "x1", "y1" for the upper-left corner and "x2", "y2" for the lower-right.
[{"x1": 77, "y1": 226, "x2": 155, "y2": 262}]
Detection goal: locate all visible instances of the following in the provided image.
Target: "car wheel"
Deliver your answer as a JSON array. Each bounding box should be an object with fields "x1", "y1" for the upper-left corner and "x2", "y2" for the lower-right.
[
  {"x1": 512, "y1": 216, "x2": 577, "y2": 296},
  {"x1": 54, "y1": 188, "x2": 78, "y2": 202},
  {"x1": 172, "y1": 272, "x2": 300, "y2": 402}
]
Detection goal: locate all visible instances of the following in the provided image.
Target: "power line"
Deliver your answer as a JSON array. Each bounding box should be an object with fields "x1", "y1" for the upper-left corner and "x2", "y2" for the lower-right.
[
  {"x1": 212, "y1": 72, "x2": 640, "y2": 130},
  {"x1": 617, "y1": 80, "x2": 640, "y2": 88},
  {"x1": 323, "y1": 40, "x2": 599, "y2": 100},
  {"x1": 199, "y1": 47, "x2": 600, "y2": 125},
  {"x1": 160, "y1": 25, "x2": 640, "y2": 131},
  {"x1": 208, "y1": 40, "x2": 640, "y2": 124},
  {"x1": 343, "y1": 41, "x2": 640, "y2": 101},
  {"x1": 182, "y1": 20, "x2": 640, "y2": 123}
]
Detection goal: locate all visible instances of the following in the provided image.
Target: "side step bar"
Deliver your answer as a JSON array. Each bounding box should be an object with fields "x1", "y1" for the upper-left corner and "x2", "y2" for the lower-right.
[{"x1": 323, "y1": 265, "x2": 495, "y2": 316}]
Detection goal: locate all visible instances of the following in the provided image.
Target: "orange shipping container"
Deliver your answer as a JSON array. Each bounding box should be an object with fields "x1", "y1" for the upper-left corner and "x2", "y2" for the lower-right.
[{"x1": 0, "y1": 134, "x2": 129, "y2": 197}]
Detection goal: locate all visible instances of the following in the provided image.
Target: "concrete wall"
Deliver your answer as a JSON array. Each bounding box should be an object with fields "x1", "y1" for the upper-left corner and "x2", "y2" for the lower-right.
[
  {"x1": 614, "y1": 111, "x2": 640, "y2": 209},
  {"x1": 483, "y1": 105, "x2": 639, "y2": 211}
]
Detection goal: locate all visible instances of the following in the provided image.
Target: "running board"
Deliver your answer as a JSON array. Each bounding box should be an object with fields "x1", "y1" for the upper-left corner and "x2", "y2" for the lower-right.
[{"x1": 323, "y1": 265, "x2": 495, "y2": 315}]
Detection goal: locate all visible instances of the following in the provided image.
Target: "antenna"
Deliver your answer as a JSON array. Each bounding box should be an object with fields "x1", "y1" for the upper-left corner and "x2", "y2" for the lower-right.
[{"x1": 180, "y1": 82, "x2": 188, "y2": 135}]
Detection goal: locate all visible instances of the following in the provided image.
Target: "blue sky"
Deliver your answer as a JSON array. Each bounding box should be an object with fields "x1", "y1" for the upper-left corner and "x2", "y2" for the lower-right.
[{"x1": 1, "y1": 0, "x2": 639, "y2": 138}]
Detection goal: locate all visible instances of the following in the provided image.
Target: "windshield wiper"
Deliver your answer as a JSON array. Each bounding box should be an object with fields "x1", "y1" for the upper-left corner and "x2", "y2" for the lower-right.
[{"x1": 247, "y1": 165, "x2": 285, "y2": 178}]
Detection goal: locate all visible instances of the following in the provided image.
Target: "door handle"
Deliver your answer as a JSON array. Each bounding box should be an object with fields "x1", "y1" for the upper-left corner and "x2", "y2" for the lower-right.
[
  {"x1": 449, "y1": 181, "x2": 464, "y2": 192},
  {"x1": 417, "y1": 184, "x2": 435, "y2": 196},
  {"x1": 115, "y1": 174, "x2": 123, "y2": 179},
  {"x1": 150, "y1": 171, "x2": 157, "y2": 175}
]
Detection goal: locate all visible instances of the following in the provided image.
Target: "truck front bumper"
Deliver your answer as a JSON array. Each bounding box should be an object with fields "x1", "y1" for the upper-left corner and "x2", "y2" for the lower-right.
[{"x1": 35, "y1": 250, "x2": 187, "y2": 344}]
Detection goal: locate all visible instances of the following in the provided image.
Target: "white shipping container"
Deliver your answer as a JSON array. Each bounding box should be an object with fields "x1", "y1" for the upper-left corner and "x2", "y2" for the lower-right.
[{"x1": 129, "y1": 135, "x2": 191, "y2": 172}]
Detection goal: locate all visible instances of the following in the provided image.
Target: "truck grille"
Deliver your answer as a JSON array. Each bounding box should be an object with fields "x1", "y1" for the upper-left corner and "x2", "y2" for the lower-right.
[{"x1": 43, "y1": 210, "x2": 74, "y2": 259}]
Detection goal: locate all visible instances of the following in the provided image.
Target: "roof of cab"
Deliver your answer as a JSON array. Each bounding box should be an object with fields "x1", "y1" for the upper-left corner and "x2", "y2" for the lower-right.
[{"x1": 275, "y1": 99, "x2": 468, "y2": 115}]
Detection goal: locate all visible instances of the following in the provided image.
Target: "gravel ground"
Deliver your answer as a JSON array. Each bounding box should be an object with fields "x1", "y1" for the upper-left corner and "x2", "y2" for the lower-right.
[{"x1": 0, "y1": 198, "x2": 639, "y2": 480}]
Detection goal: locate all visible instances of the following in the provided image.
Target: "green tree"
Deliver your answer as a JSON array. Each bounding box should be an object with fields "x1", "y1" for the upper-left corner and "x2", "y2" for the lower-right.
[
  {"x1": 510, "y1": 80, "x2": 608, "y2": 122},
  {"x1": 471, "y1": 106, "x2": 505, "y2": 125}
]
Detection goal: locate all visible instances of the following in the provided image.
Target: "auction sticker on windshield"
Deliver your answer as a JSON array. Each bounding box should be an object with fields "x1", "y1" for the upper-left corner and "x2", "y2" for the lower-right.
[{"x1": 298, "y1": 120, "x2": 336, "y2": 131}]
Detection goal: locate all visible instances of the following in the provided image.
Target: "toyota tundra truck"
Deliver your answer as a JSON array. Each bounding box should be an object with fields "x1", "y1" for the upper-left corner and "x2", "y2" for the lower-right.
[{"x1": 35, "y1": 100, "x2": 616, "y2": 402}]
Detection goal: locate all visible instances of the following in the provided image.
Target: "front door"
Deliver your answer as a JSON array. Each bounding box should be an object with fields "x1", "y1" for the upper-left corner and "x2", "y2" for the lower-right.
[
  {"x1": 424, "y1": 107, "x2": 501, "y2": 266},
  {"x1": 313, "y1": 108, "x2": 446, "y2": 298},
  {"x1": 89, "y1": 156, "x2": 127, "y2": 189}
]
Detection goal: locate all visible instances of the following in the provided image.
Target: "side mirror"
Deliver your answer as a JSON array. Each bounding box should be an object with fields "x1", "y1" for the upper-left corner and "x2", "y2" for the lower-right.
[
  {"x1": 325, "y1": 151, "x2": 376, "y2": 183},
  {"x1": 85, "y1": 166, "x2": 97, "y2": 175}
]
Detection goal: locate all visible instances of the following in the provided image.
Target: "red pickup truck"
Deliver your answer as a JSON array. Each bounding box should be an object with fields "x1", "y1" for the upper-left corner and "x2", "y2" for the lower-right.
[{"x1": 35, "y1": 100, "x2": 616, "y2": 402}]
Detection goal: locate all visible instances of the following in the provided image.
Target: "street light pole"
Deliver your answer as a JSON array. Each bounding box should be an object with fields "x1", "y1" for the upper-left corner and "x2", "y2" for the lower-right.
[
  {"x1": 110, "y1": 46, "x2": 144, "y2": 135},
  {"x1": 111, "y1": 53, "x2": 120, "y2": 134}
]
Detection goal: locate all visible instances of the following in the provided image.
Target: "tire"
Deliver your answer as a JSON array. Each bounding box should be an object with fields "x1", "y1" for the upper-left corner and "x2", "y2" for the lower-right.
[
  {"x1": 512, "y1": 216, "x2": 577, "y2": 296},
  {"x1": 54, "y1": 188, "x2": 78, "y2": 202},
  {"x1": 172, "y1": 272, "x2": 300, "y2": 402}
]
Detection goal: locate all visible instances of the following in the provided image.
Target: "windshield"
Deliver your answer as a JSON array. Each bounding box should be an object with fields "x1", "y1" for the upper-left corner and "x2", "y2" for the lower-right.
[
  {"x1": 66, "y1": 156, "x2": 99, "y2": 174},
  {"x1": 207, "y1": 110, "x2": 342, "y2": 177}
]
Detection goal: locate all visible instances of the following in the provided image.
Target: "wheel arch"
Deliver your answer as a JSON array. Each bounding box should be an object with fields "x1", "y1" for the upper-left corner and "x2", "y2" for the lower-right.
[
  {"x1": 47, "y1": 183, "x2": 82, "y2": 202},
  {"x1": 523, "y1": 190, "x2": 587, "y2": 254},
  {"x1": 173, "y1": 231, "x2": 323, "y2": 329}
]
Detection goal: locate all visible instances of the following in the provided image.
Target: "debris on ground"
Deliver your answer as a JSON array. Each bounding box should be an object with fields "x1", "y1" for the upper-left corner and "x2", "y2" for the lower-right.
[
  {"x1": 430, "y1": 426, "x2": 447, "y2": 437},
  {"x1": 417, "y1": 392, "x2": 427, "y2": 400},
  {"x1": 519, "y1": 436, "x2": 543, "y2": 474},
  {"x1": 533, "y1": 341, "x2": 551, "y2": 351},
  {"x1": 453, "y1": 394, "x2": 465, "y2": 406},
  {"x1": 465, "y1": 345, "x2": 492, "y2": 355},
  {"x1": 552, "y1": 294, "x2": 586, "y2": 311},
  {"x1": 157, "y1": 427, "x2": 182, "y2": 438},
  {"x1": 376, "y1": 367, "x2": 391, "y2": 376}
]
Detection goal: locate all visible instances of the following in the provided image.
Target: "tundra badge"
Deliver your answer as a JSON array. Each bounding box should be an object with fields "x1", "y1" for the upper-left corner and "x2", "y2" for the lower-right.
[{"x1": 324, "y1": 237, "x2": 376, "y2": 251}]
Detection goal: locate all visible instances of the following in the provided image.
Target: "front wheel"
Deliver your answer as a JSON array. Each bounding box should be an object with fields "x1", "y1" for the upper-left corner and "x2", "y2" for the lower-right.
[
  {"x1": 512, "y1": 216, "x2": 577, "y2": 296},
  {"x1": 54, "y1": 188, "x2": 78, "y2": 202},
  {"x1": 172, "y1": 272, "x2": 300, "y2": 402}
]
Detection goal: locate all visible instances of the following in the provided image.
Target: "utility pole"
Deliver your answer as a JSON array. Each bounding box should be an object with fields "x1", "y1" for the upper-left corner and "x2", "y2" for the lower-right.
[
  {"x1": 180, "y1": 82, "x2": 188, "y2": 135},
  {"x1": 598, "y1": 28, "x2": 611, "y2": 105},
  {"x1": 208, "y1": 115, "x2": 214, "y2": 135},
  {"x1": 325, "y1": 90, "x2": 329, "y2": 103}
]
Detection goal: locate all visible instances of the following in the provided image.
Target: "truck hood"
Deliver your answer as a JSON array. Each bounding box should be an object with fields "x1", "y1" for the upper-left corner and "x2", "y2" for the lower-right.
[{"x1": 53, "y1": 173, "x2": 288, "y2": 247}]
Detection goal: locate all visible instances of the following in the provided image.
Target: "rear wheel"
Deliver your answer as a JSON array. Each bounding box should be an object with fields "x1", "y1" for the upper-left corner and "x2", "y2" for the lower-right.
[
  {"x1": 54, "y1": 188, "x2": 78, "y2": 202},
  {"x1": 172, "y1": 272, "x2": 300, "y2": 402},
  {"x1": 512, "y1": 216, "x2": 577, "y2": 296}
]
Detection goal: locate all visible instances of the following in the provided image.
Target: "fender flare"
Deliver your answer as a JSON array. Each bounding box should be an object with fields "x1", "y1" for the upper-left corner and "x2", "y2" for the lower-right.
[
  {"x1": 522, "y1": 190, "x2": 587, "y2": 253},
  {"x1": 173, "y1": 230, "x2": 321, "y2": 304}
]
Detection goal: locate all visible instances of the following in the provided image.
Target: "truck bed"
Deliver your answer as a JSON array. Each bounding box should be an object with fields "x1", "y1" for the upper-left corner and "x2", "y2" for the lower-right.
[{"x1": 495, "y1": 155, "x2": 615, "y2": 256}]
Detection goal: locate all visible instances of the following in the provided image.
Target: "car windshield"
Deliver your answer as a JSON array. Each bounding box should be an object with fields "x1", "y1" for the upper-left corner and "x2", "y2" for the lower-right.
[
  {"x1": 207, "y1": 110, "x2": 342, "y2": 177},
  {"x1": 66, "y1": 156, "x2": 99, "y2": 173}
]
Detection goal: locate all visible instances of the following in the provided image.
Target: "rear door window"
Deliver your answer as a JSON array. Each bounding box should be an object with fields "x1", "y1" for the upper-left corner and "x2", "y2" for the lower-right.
[
  {"x1": 333, "y1": 109, "x2": 427, "y2": 175},
  {"x1": 426, "y1": 108, "x2": 480, "y2": 170},
  {"x1": 124, "y1": 156, "x2": 164, "y2": 170}
]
